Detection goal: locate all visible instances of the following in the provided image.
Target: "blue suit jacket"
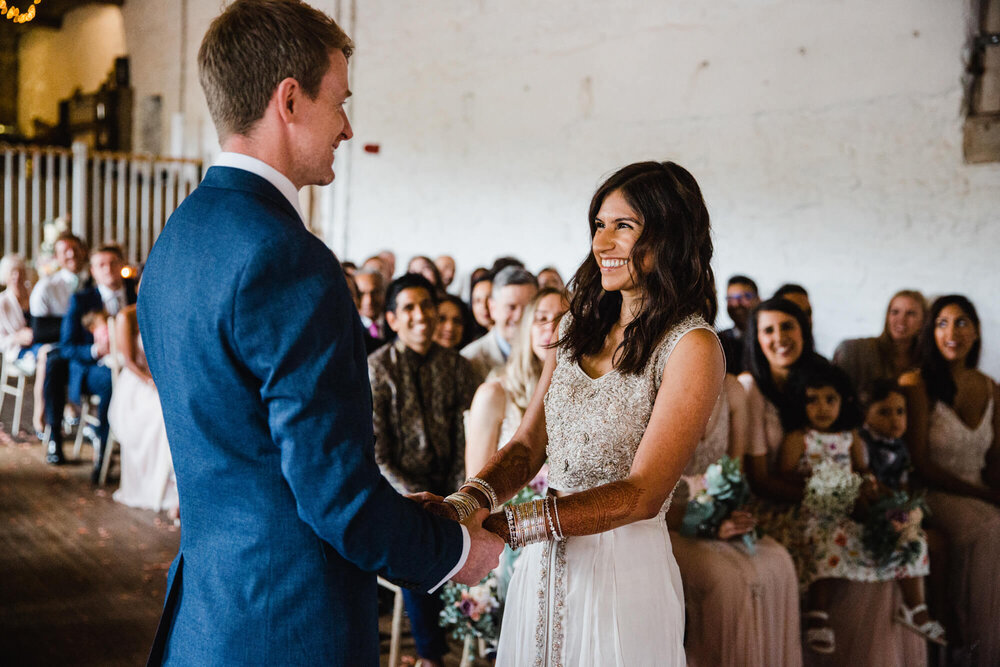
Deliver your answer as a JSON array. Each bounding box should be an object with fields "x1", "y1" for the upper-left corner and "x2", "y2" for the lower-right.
[
  {"x1": 138, "y1": 167, "x2": 464, "y2": 666},
  {"x1": 60, "y1": 282, "x2": 137, "y2": 401}
]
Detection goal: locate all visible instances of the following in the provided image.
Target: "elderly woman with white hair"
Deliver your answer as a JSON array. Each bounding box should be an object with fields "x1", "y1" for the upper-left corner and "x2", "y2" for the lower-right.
[
  {"x1": 0, "y1": 254, "x2": 36, "y2": 363},
  {"x1": 0, "y1": 254, "x2": 52, "y2": 436}
]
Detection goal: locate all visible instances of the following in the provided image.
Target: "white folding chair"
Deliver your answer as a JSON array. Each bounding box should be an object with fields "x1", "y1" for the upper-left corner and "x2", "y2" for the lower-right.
[
  {"x1": 377, "y1": 576, "x2": 405, "y2": 667},
  {"x1": 0, "y1": 354, "x2": 31, "y2": 436}
]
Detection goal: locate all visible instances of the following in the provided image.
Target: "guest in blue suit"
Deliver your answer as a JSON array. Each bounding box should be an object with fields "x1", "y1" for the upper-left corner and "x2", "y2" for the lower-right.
[
  {"x1": 43, "y1": 244, "x2": 135, "y2": 483},
  {"x1": 137, "y1": 2, "x2": 503, "y2": 665}
]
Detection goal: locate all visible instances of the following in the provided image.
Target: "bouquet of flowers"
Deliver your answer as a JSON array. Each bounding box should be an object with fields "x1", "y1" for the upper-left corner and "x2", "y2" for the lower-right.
[
  {"x1": 803, "y1": 460, "x2": 862, "y2": 521},
  {"x1": 679, "y1": 456, "x2": 756, "y2": 552},
  {"x1": 438, "y1": 574, "x2": 501, "y2": 642},
  {"x1": 861, "y1": 492, "x2": 927, "y2": 568}
]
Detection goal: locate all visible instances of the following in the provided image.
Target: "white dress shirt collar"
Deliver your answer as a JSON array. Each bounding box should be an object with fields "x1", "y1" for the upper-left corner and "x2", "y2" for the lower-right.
[
  {"x1": 97, "y1": 284, "x2": 127, "y2": 315},
  {"x1": 214, "y1": 152, "x2": 304, "y2": 222}
]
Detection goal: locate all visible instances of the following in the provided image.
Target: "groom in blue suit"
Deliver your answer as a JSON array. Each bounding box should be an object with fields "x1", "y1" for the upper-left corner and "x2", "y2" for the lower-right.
[{"x1": 138, "y1": 2, "x2": 502, "y2": 664}]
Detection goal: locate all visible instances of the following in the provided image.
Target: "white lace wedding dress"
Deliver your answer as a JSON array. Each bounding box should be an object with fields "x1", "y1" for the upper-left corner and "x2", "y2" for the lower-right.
[{"x1": 496, "y1": 314, "x2": 713, "y2": 666}]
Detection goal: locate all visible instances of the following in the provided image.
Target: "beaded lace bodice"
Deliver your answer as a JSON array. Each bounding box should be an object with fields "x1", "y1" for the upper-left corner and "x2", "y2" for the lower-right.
[
  {"x1": 927, "y1": 395, "x2": 994, "y2": 488},
  {"x1": 543, "y1": 313, "x2": 716, "y2": 511}
]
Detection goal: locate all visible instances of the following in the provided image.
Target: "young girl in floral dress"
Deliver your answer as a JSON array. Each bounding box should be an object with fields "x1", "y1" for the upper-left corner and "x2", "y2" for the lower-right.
[{"x1": 777, "y1": 361, "x2": 943, "y2": 655}]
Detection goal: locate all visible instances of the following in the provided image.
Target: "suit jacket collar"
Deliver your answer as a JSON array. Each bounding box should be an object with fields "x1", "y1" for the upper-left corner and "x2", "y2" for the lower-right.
[{"x1": 201, "y1": 166, "x2": 302, "y2": 223}]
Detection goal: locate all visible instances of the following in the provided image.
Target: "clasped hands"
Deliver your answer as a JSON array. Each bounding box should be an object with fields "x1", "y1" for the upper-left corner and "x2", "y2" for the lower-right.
[{"x1": 405, "y1": 491, "x2": 507, "y2": 586}]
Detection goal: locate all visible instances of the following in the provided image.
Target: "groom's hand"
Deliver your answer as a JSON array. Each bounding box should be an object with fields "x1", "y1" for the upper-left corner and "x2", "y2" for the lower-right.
[{"x1": 452, "y1": 508, "x2": 504, "y2": 585}]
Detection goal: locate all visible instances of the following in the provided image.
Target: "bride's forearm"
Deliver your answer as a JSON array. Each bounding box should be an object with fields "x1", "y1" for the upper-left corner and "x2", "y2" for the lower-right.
[
  {"x1": 483, "y1": 478, "x2": 667, "y2": 546},
  {"x1": 462, "y1": 440, "x2": 546, "y2": 509}
]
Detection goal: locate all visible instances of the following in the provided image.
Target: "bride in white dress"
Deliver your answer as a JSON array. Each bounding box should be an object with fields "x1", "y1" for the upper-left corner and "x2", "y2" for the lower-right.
[{"x1": 436, "y1": 161, "x2": 724, "y2": 666}]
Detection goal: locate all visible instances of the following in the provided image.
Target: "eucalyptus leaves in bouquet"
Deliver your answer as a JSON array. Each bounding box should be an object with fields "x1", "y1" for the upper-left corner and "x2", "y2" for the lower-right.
[
  {"x1": 861, "y1": 492, "x2": 927, "y2": 569},
  {"x1": 679, "y1": 456, "x2": 756, "y2": 552}
]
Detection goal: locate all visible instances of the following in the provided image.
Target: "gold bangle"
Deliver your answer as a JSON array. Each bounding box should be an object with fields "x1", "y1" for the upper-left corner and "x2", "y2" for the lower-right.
[
  {"x1": 463, "y1": 477, "x2": 499, "y2": 513},
  {"x1": 443, "y1": 491, "x2": 479, "y2": 522}
]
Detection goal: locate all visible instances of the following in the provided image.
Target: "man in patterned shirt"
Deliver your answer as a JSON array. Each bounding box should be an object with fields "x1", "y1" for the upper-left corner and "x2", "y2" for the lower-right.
[{"x1": 368, "y1": 272, "x2": 479, "y2": 667}]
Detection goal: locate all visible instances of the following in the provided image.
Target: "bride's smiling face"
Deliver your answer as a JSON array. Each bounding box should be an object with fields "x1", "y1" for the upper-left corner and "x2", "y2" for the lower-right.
[{"x1": 592, "y1": 189, "x2": 645, "y2": 294}]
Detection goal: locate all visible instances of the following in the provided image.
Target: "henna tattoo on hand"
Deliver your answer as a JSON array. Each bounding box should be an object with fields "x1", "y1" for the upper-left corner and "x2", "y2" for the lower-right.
[
  {"x1": 483, "y1": 513, "x2": 512, "y2": 547},
  {"x1": 558, "y1": 480, "x2": 644, "y2": 535}
]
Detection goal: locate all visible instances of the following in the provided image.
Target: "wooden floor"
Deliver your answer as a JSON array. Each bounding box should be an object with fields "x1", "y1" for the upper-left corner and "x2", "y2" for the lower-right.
[{"x1": 0, "y1": 385, "x2": 467, "y2": 666}]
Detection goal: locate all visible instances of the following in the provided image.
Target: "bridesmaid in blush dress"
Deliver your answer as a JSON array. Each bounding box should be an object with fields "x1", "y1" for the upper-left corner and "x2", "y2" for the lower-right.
[
  {"x1": 668, "y1": 373, "x2": 802, "y2": 667},
  {"x1": 901, "y1": 295, "x2": 1000, "y2": 667}
]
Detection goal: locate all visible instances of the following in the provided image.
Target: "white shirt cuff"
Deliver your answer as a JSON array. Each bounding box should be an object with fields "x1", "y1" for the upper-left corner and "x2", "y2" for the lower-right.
[{"x1": 427, "y1": 524, "x2": 470, "y2": 593}]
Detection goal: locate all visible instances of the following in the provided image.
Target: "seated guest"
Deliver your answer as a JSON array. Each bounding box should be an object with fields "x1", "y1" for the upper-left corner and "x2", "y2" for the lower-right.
[
  {"x1": 536, "y1": 266, "x2": 565, "y2": 291},
  {"x1": 29, "y1": 232, "x2": 89, "y2": 318},
  {"x1": 29, "y1": 232, "x2": 90, "y2": 435},
  {"x1": 368, "y1": 273, "x2": 478, "y2": 667},
  {"x1": 354, "y1": 268, "x2": 387, "y2": 353},
  {"x1": 108, "y1": 304, "x2": 178, "y2": 513},
  {"x1": 668, "y1": 373, "x2": 803, "y2": 667},
  {"x1": 432, "y1": 294, "x2": 471, "y2": 350},
  {"x1": 901, "y1": 295, "x2": 1000, "y2": 666},
  {"x1": 434, "y1": 255, "x2": 456, "y2": 291},
  {"x1": 468, "y1": 274, "x2": 493, "y2": 340},
  {"x1": 0, "y1": 254, "x2": 38, "y2": 368},
  {"x1": 773, "y1": 283, "x2": 812, "y2": 326},
  {"x1": 43, "y1": 245, "x2": 136, "y2": 483},
  {"x1": 407, "y1": 255, "x2": 443, "y2": 290},
  {"x1": 461, "y1": 266, "x2": 537, "y2": 381},
  {"x1": 464, "y1": 287, "x2": 568, "y2": 476},
  {"x1": 719, "y1": 274, "x2": 760, "y2": 375},
  {"x1": 340, "y1": 260, "x2": 358, "y2": 277},
  {"x1": 834, "y1": 290, "x2": 926, "y2": 391}
]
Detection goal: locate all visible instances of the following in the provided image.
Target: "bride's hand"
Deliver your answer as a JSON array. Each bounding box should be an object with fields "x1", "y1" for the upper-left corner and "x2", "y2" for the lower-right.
[
  {"x1": 483, "y1": 512, "x2": 512, "y2": 547},
  {"x1": 717, "y1": 510, "x2": 756, "y2": 540}
]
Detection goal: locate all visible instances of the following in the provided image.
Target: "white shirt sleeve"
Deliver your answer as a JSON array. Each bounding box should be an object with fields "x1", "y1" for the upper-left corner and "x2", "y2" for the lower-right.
[{"x1": 427, "y1": 524, "x2": 471, "y2": 593}]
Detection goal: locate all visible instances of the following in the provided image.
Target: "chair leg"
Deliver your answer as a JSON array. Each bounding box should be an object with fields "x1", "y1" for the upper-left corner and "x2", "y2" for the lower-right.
[
  {"x1": 73, "y1": 399, "x2": 91, "y2": 460},
  {"x1": 389, "y1": 587, "x2": 403, "y2": 667},
  {"x1": 99, "y1": 433, "x2": 115, "y2": 486},
  {"x1": 12, "y1": 373, "x2": 25, "y2": 436},
  {"x1": 0, "y1": 362, "x2": 9, "y2": 425}
]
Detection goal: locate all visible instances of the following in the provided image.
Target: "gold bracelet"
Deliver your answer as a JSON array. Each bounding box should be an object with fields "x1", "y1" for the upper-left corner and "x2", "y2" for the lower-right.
[
  {"x1": 551, "y1": 496, "x2": 565, "y2": 541},
  {"x1": 463, "y1": 477, "x2": 499, "y2": 513},
  {"x1": 443, "y1": 491, "x2": 479, "y2": 522}
]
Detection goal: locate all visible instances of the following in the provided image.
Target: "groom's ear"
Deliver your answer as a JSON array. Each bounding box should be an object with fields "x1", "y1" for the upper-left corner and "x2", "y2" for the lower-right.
[{"x1": 273, "y1": 77, "x2": 300, "y2": 123}]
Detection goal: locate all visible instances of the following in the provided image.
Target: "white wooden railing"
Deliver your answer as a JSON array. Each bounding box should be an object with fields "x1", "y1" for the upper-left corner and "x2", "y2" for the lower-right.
[{"x1": 0, "y1": 142, "x2": 203, "y2": 264}]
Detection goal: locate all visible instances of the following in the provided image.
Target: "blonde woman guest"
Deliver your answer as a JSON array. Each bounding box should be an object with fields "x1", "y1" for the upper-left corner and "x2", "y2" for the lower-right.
[
  {"x1": 668, "y1": 374, "x2": 803, "y2": 667},
  {"x1": 901, "y1": 295, "x2": 1000, "y2": 666},
  {"x1": 834, "y1": 290, "x2": 926, "y2": 390},
  {"x1": 464, "y1": 287, "x2": 568, "y2": 477},
  {"x1": 108, "y1": 304, "x2": 178, "y2": 513},
  {"x1": 0, "y1": 255, "x2": 52, "y2": 437}
]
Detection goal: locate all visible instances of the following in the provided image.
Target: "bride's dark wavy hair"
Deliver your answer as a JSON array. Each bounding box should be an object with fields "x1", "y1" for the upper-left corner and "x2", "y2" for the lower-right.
[{"x1": 560, "y1": 161, "x2": 716, "y2": 375}]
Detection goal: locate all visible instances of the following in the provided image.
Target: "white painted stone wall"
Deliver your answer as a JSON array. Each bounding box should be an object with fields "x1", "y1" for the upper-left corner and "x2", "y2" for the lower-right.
[{"x1": 116, "y1": 0, "x2": 1000, "y2": 376}]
